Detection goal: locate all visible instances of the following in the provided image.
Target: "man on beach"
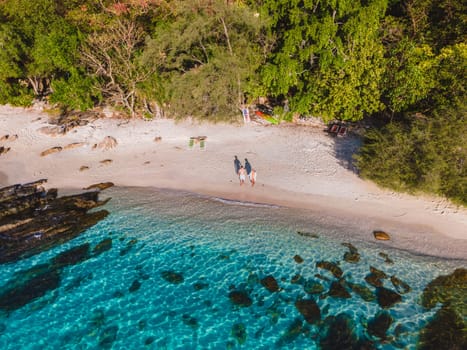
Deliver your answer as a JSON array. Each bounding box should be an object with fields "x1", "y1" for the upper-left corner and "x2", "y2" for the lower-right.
[
  {"x1": 234, "y1": 156, "x2": 241, "y2": 175},
  {"x1": 238, "y1": 166, "x2": 247, "y2": 185},
  {"x1": 244, "y1": 158, "x2": 252, "y2": 175}
]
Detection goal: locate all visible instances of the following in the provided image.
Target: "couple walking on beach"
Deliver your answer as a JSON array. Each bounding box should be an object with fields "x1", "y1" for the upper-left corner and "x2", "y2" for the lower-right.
[{"x1": 234, "y1": 156, "x2": 256, "y2": 186}]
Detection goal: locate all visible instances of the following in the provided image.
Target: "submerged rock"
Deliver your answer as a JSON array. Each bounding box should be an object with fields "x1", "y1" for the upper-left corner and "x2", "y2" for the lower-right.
[
  {"x1": 295, "y1": 298, "x2": 321, "y2": 324},
  {"x1": 376, "y1": 287, "x2": 402, "y2": 309},
  {"x1": 342, "y1": 241, "x2": 360, "y2": 262},
  {"x1": 161, "y1": 271, "x2": 184, "y2": 284},
  {"x1": 421, "y1": 268, "x2": 467, "y2": 312},
  {"x1": 0, "y1": 268, "x2": 60, "y2": 312},
  {"x1": 320, "y1": 314, "x2": 371, "y2": 350},
  {"x1": 129, "y1": 280, "x2": 141, "y2": 293},
  {"x1": 93, "y1": 238, "x2": 113, "y2": 255},
  {"x1": 51, "y1": 243, "x2": 91, "y2": 269},
  {"x1": 367, "y1": 311, "x2": 393, "y2": 339},
  {"x1": 182, "y1": 314, "x2": 199, "y2": 329},
  {"x1": 98, "y1": 325, "x2": 118, "y2": 349},
  {"x1": 297, "y1": 231, "x2": 319, "y2": 238},
  {"x1": 277, "y1": 318, "x2": 304, "y2": 346},
  {"x1": 304, "y1": 280, "x2": 325, "y2": 294},
  {"x1": 293, "y1": 255, "x2": 304, "y2": 263},
  {"x1": 328, "y1": 280, "x2": 351, "y2": 299},
  {"x1": 231, "y1": 323, "x2": 247, "y2": 344},
  {"x1": 418, "y1": 305, "x2": 467, "y2": 349},
  {"x1": 260, "y1": 275, "x2": 280, "y2": 292},
  {"x1": 390, "y1": 275, "x2": 411, "y2": 294},
  {"x1": 228, "y1": 290, "x2": 252, "y2": 307},
  {"x1": 378, "y1": 252, "x2": 394, "y2": 264},
  {"x1": 347, "y1": 282, "x2": 376, "y2": 302},
  {"x1": 316, "y1": 261, "x2": 343, "y2": 278}
]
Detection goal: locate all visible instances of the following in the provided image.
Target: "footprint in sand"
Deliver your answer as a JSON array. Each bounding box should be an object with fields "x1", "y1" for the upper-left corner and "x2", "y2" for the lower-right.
[
  {"x1": 79, "y1": 166, "x2": 90, "y2": 171},
  {"x1": 100, "y1": 159, "x2": 113, "y2": 165}
]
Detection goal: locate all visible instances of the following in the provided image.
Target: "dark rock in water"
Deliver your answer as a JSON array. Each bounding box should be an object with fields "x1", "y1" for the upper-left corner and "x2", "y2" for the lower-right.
[
  {"x1": 98, "y1": 325, "x2": 118, "y2": 349},
  {"x1": 421, "y1": 268, "x2": 467, "y2": 312},
  {"x1": 83, "y1": 182, "x2": 114, "y2": 191},
  {"x1": 390, "y1": 275, "x2": 411, "y2": 294},
  {"x1": 144, "y1": 336, "x2": 156, "y2": 345},
  {"x1": 182, "y1": 314, "x2": 199, "y2": 329},
  {"x1": 367, "y1": 311, "x2": 393, "y2": 339},
  {"x1": 260, "y1": 275, "x2": 280, "y2": 292},
  {"x1": 343, "y1": 251, "x2": 360, "y2": 263},
  {"x1": 51, "y1": 244, "x2": 90, "y2": 268},
  {"x1": 291, "y1": 274, "x2": 304, "y2": 284},
  {"x1": 378, "y1": 252, "x2": 394, "y2": 264},
  {"x1": 316, "y1": 261, "x2": 343, "y2": 278},
  {"x1": 304, "y1": 280, "x2": 324, "y2": 294},
  {"x1": 293, "y1": 254, "x2": 304, "y2": 263},
  {"x1": 376, "y1": 287, "x2": 402, "y2": 309},
  {"x1": 228, "y1": 290, "x2": 252, "y2": 307},
  {"x1": 370, "y1": 266, "x2": 387, "y2": 279},
  {"x1": 365, "y1": 266, "x2": 388, "y2": 288},
  {"x1": 129, "y1": 279, "x2": 141, "y2": 293},
  {"x1": 320, "y1": 314, "x2": 363, "y2": 350},
  {"x1": 297, "y1": 231, "x2": 319, "y2": 238},
  {"x1": 231, "y1": 323, "x2": 247, "y2": 344},
  {"x1": 328, "y1": 280, "x2": 351, "y2": 299},
  {"x1": 341, "y1": 242, "x2": 358, "y2": 253},
  {"x1": 0, "y1": 268, "x2": 60, "y2": 312},
  {"x1": 277, "y1": 318, "x2": 304, "y2": 346},
  {"x1": 112, "y1": 291, "x2": 124, "y2": 298},
  {"x1": 193, "y1": 282, "x2": 209, "y2": 291},
  {"x1": 295, "y1": 298, "x2": 321, "y2": 324},
  {"x1": 365, "y1": 273, "x2": 383, "y2": 288},
  {"x1": 138, "y1": 319, "x2": 147, "y2": 330},
  {"x1": 161, "y1": 271, "x2": 184, "y2": 284},
  {"x1": 347, "y1": 282, "x2": 376, "y2": 302},
  {"x1": 93, "y1": 238, "x2": 112, "y2": 255},
  {"x1": 418, "y1": 305, "x2": 467, "y2": 350}
]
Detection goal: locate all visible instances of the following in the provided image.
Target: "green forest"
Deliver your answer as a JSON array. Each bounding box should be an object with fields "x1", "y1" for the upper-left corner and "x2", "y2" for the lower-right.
[{"x1": 0, "y1": 0, "x2": 465, "y2": 204}]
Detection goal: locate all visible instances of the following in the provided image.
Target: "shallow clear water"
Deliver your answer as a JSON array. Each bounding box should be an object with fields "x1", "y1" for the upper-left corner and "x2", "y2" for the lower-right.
[{"x1": 0, "y1": 187, "x2": 465, "y2": 349}]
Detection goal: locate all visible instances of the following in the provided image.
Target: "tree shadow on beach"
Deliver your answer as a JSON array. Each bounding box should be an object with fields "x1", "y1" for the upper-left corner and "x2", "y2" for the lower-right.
[{"x1": 330, "y1": 134, "x2": 362, "y2": 174}]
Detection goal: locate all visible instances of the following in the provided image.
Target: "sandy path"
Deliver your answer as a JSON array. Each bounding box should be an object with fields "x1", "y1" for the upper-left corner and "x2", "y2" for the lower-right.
[{"x1": 1, "y1": 105, "x2": 466, "y2": 259}]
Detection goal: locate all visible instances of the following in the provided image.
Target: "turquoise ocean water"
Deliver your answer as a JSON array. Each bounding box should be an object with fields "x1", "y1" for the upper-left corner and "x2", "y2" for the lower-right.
[{"x1": 0, "y1": 187, "x2": 465, "y2": 349}]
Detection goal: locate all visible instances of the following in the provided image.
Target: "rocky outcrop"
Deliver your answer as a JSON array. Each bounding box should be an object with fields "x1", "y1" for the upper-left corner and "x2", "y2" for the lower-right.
[
  {"x1": 295, "y1": 298, "x2": 321, "y2": 324},
  {"x1": 0, "y1": 179, "x2": 110, "y2": 264}
]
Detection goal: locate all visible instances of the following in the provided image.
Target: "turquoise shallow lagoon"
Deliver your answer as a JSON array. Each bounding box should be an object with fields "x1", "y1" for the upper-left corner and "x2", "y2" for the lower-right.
[{"x1": 0, "y1": 187, "x2": 465, "y2": 349}]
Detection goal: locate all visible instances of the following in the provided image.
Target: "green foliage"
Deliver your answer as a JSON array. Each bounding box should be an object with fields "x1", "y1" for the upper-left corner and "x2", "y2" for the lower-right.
[
  {"x1": 50, "y1": 69, "x2": 100, "y2": 111},
  {"x1": 144, "y1": 0, "x2": 270, "y2": 121},
  {"x1": 355, "y1": 103, "x2": 467, "y2": 205},
  {"x1": 259, "y1": 0, "x2": 388, "y2": 122}
]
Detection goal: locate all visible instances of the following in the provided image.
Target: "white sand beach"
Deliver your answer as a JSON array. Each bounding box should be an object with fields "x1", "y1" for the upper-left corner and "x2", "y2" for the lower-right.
[{"x1": 1, "y1": 105, "x2": 466, "y2": 258}]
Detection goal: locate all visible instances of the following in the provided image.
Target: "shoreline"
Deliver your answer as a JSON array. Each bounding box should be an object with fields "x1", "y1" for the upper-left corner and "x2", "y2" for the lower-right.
[{"x1": 1, "y1": 105, "x2": 466, "y2": 259}]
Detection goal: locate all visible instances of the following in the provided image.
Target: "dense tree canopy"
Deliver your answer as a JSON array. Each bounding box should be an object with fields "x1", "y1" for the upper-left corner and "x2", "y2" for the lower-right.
[{"x1": 0, "y1": 0, "x2": 465, "y2": 203}]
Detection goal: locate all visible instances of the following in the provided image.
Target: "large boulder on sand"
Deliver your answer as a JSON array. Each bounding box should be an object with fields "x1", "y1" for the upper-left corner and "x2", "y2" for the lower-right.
[{"x1": 373, "y1": 230, "x2": 390, "y2": 240}]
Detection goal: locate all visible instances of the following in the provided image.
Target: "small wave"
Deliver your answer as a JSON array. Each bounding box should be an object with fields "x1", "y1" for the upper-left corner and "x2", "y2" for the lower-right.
[{"x1": 210, "y1": 196, "x2": 281, "y2": 209}]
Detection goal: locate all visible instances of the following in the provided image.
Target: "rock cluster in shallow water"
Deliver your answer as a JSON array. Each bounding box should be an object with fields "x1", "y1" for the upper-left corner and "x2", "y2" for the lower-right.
[{"x1": 0, "y1": 179, "x2": 112, "y2": 263}]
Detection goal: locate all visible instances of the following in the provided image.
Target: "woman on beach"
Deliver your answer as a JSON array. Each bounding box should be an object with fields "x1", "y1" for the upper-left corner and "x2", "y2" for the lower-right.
[{"x1": 249, "y1": 169, "x2": 256, "y2": 186}]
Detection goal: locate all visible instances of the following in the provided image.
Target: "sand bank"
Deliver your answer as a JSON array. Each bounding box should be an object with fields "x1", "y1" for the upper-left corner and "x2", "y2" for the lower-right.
[{"x1": 1, "y1": 105, "x2": 466, "y2": 259}]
